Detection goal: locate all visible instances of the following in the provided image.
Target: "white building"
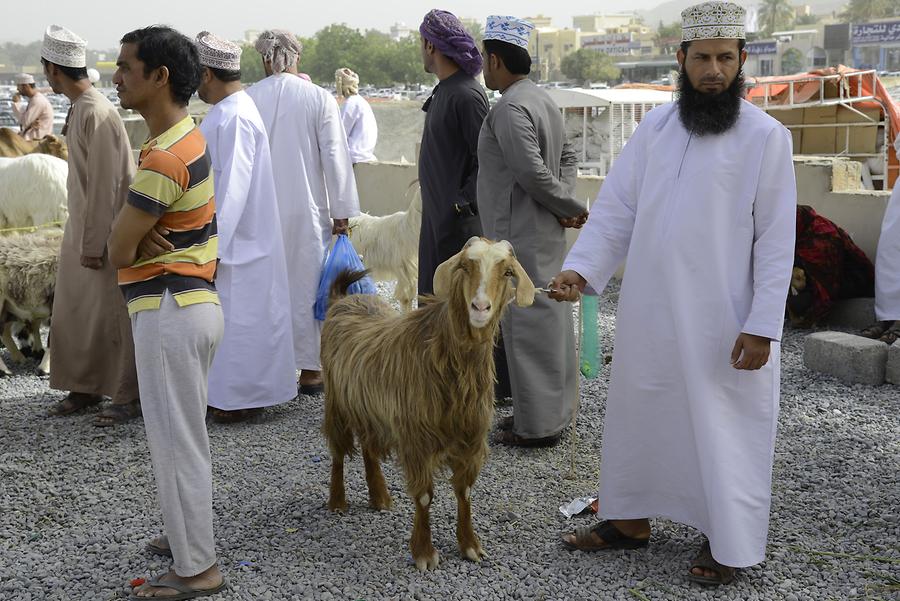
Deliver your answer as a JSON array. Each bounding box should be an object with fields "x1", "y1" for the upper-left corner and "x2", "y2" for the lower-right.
[{"x1": 390, "y1": 22, "x2": 412, "y2": 41}]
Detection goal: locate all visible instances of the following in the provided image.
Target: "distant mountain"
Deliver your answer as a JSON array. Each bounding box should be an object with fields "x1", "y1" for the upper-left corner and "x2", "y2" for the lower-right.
[{"x1": 639, "y1": 0, "x2": 849, "y2": 28}]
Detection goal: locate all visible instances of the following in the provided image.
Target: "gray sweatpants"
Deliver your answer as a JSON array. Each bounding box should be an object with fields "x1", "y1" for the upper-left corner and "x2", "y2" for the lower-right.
[{"x1": 131, "y1": 291, "x2": 224, "y2": 577}]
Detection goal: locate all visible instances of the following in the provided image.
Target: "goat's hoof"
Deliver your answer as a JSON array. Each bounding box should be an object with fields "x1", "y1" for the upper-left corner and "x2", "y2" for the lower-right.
[
  {"x1": 369, "y1": 497, "x2": 393, "y2": 511},
  {"x1": 413, "y1": 549, "x2": 440, "y2": 572},
  {"x1": 327, "y1": 499, "x2": 348, "y2": 513},
  {"x1": 462, "y1": 544, "x2": 486, "y2": 562},
  {"x1": 0, "y1": 370, "x2": 10, "y2": 378}
]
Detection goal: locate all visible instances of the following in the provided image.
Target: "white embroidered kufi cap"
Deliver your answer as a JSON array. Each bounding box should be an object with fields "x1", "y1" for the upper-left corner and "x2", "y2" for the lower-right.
[
  {"x1": 41, "y1": 24, "x2": 87, "y2": 68},
  {"x1": 681, "y1": 1, "x2": 746, "y2": 42},
  {"x1": 15, "y1": 73, "x2": 35, "y2": 85},
  {"x1": 483, "y1": 15, "x2": 534, "y2": 50},
  {"x1": 195, "y1": 31, "x2": 242, "y2": 71}
]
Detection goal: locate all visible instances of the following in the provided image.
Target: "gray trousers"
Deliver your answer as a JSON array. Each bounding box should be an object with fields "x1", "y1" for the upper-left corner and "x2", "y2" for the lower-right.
[{"x1": 131, "y1": 291, "x2": 224, "y2": 577}]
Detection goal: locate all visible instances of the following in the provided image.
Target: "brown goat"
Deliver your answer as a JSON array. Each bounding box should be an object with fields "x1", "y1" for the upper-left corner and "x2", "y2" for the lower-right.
[
  {"x1": 0, "y1": 128, "x2": 68, "y2": 161},
  {"x1": 321, "y1": 237, "x2": 535, "y2": 571}
]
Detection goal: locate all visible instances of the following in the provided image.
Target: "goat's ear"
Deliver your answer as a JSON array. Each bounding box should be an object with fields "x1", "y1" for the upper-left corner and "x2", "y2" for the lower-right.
[
  {"x1": 510, "y1": 258, "x2": 536, "y2": 307},
  {"x1": 433, "y1": 250, "x2": 462, "y2": 298}
]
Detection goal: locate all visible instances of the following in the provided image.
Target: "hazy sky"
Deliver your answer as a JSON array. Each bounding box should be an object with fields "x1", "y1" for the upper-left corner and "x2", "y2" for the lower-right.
[{"x1": 3, "y1": 0, "x2": 665, "y2": 49}]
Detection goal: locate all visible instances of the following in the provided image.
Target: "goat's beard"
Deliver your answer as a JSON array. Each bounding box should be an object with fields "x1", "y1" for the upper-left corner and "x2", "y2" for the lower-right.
[{"x1": 677, "y1": 66, "x2": 744, "y2": 136}]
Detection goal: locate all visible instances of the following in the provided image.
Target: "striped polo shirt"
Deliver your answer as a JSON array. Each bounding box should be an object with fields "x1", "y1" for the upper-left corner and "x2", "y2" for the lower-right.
[{"x1": 118, "y1": 116, "x2": 219, "y2": 315}]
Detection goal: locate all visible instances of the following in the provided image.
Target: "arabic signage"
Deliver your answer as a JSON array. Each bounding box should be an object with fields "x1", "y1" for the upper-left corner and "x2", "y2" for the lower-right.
[
  {"x1": 581, "y1": 33, "x2": 642, "y2": 55},
  {"x1": 582, "y1": 32, "x2": 634, "y2": 45},
  {"x1": 747, "y1": 41, "x2": 777, "y2": 55},
  {"x1": 851, "y1": 20, "x2": 900, "y2": 45}
]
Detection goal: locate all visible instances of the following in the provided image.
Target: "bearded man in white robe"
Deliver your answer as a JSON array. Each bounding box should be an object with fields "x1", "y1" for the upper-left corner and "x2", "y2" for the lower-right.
[
  {"x1": 860, "y1": 135, "x2": 900, "y2": 344},
  {"x1": 245, "y1": 30, "x2": 360, "y2": 394},
  {"x1": 551, "y1": 1, "x2": 796, "y2": 585}
]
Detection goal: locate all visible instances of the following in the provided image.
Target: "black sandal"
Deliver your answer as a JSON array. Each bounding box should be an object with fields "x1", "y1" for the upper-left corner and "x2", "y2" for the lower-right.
[
  {"x1": 209, "y1": 407, "x2": 263, "y2": 424},
  {"x1": 47, "y1": 393, "x2": 103, "y2": 417},
  {"x1": 561, "y1": 520, "x2": 650, "y2": 552},
  {"x1": 860, "y1": 321, "x2": 891, "y2": 339},
  {"x1": 879, "y1": 321, "x2": 900, "y2": 345},
  {"x1": 688, "y1": 540, "x2": 736, "y2": 585},
  {"x1": 93, "y1": 400, "x2": 142, "y2": 427},
  {"x1": 492, "y1": 429, "x2": 561, "y2": 448}
]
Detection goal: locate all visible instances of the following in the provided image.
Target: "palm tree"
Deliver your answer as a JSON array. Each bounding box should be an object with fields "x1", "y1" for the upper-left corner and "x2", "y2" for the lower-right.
[
  {"x1": 840, "y1": 0, "x2": 894, "y2": 23},
  {"x1": 759, "y1": 0, "x2": 795, "y2": 35}
]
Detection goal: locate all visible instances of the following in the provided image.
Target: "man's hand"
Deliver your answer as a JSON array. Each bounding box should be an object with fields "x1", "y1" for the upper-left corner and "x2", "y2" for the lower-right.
[
  {"x1": 80, "y1": 255, "x2": 104, "y2": 270},
  {"x1": 332, "y1": 218, "x2": 349, "y2": 236},
  {"x1": 558, "y1": 211, "x2": 589, "y2": 229},
  {"x1": 137, "y1": 225, "x2": 174, "y2": 261},
  {"x1": 731, "y1": 333, "x2": 772, "y2": 370},
  {"x1": 12, "y1": 93, "x2": 21, "y2": 104},
  {"x1": 548, "y1": 270, "x2": 587, "y2": 302}
]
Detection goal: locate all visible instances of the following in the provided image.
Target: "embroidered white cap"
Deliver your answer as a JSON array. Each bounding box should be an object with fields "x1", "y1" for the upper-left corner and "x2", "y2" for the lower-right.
[
  {"x1": 681, "y1": 1, "x2": 746, "y2": 42},
  {"x1": 483, "y1": 15, "x2": 534, "y2": 50},
  {"x1": 195, "y1": 31, "x2": 242, "y2": 71},
  {"x1": 41, "y1": 24, "x2": 87, "y2": 68}
]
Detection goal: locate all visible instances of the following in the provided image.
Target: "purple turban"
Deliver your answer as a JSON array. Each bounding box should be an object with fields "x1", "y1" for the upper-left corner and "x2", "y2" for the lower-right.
[{"x1": 419, "y1": 9, "x2": 483, "y2": 76}]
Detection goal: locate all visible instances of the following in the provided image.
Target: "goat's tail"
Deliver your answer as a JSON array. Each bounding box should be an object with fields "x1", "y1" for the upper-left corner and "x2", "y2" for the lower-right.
[{"x1": 329, "y1": 269, "x2": 370, "y2": 304}]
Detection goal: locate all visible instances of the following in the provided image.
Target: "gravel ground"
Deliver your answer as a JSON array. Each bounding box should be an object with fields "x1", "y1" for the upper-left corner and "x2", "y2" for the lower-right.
[{"x1": 1, "y1": 281, "x2": 898, "y2": 601}]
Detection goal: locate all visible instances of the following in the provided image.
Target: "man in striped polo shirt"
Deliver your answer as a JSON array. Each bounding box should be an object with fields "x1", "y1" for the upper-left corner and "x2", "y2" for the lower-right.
[{"x1": 108, "y1": 26, "x2": 225, "y2": 600}]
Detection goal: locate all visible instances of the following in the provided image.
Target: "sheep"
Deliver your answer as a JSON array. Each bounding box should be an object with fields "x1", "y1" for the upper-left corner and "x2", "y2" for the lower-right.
[
  {"x1": 0, "y1": 154, "x2": 68, "y2": 231},
  {"x1": 0, "y1": 228, "x2": 62, "y2": 376},
  {"x1": 0, "y1": 128, "x2": 68, "y2": 160},
  {"x1": 321, "y1": 236, "x2": 535, "y2": 571},
  {"x1": 348, "y1": 185, "x2": 421, "y2": 310}
]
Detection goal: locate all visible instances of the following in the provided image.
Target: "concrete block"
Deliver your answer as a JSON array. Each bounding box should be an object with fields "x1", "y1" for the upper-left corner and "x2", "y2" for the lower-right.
[
  {"x1": 825, "y1": 297, "x2": 876, "y2": 330},
  {"x1": 803, "y1": 331, "x2": 889, "y2": 385},
  {"x1": 887, "y1": 341, "x2": 900, "y2": 386}
]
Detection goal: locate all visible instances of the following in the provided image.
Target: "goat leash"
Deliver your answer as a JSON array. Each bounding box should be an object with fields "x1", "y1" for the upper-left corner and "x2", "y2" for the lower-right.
[
  {"x1": 0, "y1": 220, "x2": 65, "y2": 235},
  {"x1": 566, "y1": 298, "x2": 583, "y2": 480}
]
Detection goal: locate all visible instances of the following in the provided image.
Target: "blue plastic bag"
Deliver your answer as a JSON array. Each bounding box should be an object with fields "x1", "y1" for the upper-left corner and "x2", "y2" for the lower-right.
[{"x1": 314, "y1": 234, "x2": 376, "y2": 320}]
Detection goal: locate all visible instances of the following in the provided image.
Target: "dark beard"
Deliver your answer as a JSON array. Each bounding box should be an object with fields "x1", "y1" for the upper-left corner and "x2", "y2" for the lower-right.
[{"x1": 677, "y1": 68, "x2": 745, "y2": 136}]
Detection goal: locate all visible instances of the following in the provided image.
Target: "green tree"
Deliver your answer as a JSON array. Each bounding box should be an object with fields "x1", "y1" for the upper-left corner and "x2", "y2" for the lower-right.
[
  {"x1": 840, "y1": 0, "x2": 895, "y2": 22},
  {"x1": 1, "y1": 41, "x2": 41, "y2": 70},
  {"x1": 464, "y1": 21, "x2": 484, "y2": 47},
  {"x1": 759, "y1": 0, "x2": 795, "y2": 34},
  {"x1": 780, "y1": 47, "x2": 805, "y2": 74},
  {"x1": 384, "y1": 35, "x2": 432, "y2": 86},
  {"x1": 561, "y1": 49, "x2": 621, "y2": 85},
  {"x1": 238, "y1": 25, "x2": 436, "y2": 87},
  {"x1": 304, "y1": 24, "x2": 367, "y2": 82},
  {"x1": 655, "y1": 21, "x2": 682, "y2": 54},
  {"x1": 240, "y1": 45, "x2": 265, "y2": 83}
]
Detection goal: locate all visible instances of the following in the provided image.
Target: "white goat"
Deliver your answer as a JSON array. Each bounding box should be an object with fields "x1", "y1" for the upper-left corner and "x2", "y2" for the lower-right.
[
  {"x1": 348, "y1": 185, "x2": 421, "y2": 310},
  {"x1": 0, "y1": 229, "x2": 62, "y2": 376},
  {"x1": 0, "y1": 154, "x2": 68, "y2": 231}
]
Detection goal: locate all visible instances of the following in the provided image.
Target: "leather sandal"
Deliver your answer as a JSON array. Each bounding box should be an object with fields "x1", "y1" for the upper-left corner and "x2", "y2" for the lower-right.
[
  {"x1": 860, "y1": 321, "x2": 891, "y2": 339},
  {"x1": 561, "y1": 520, "x2": 650, "y2": 551},
  {"x1": 93, "y1": 399, "x2": 142, "y2": 427},
  {"x1": 687, "y1": 540, "x2": 736, "y2": 585},
  {"x1": 47, "y1": 393, "x2": 102, "y2": 417},
  {"x1": 492, "y1": 429, "x2": 561, "y2": 448},
  {"x1": 879, "y1": 321, "x2": 900, "y2": 345}
]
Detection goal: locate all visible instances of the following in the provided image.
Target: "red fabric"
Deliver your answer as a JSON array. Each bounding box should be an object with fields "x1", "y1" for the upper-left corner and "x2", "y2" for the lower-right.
[{"x1": 790, "y1": 205, "x2": 874, "y2": 326}]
